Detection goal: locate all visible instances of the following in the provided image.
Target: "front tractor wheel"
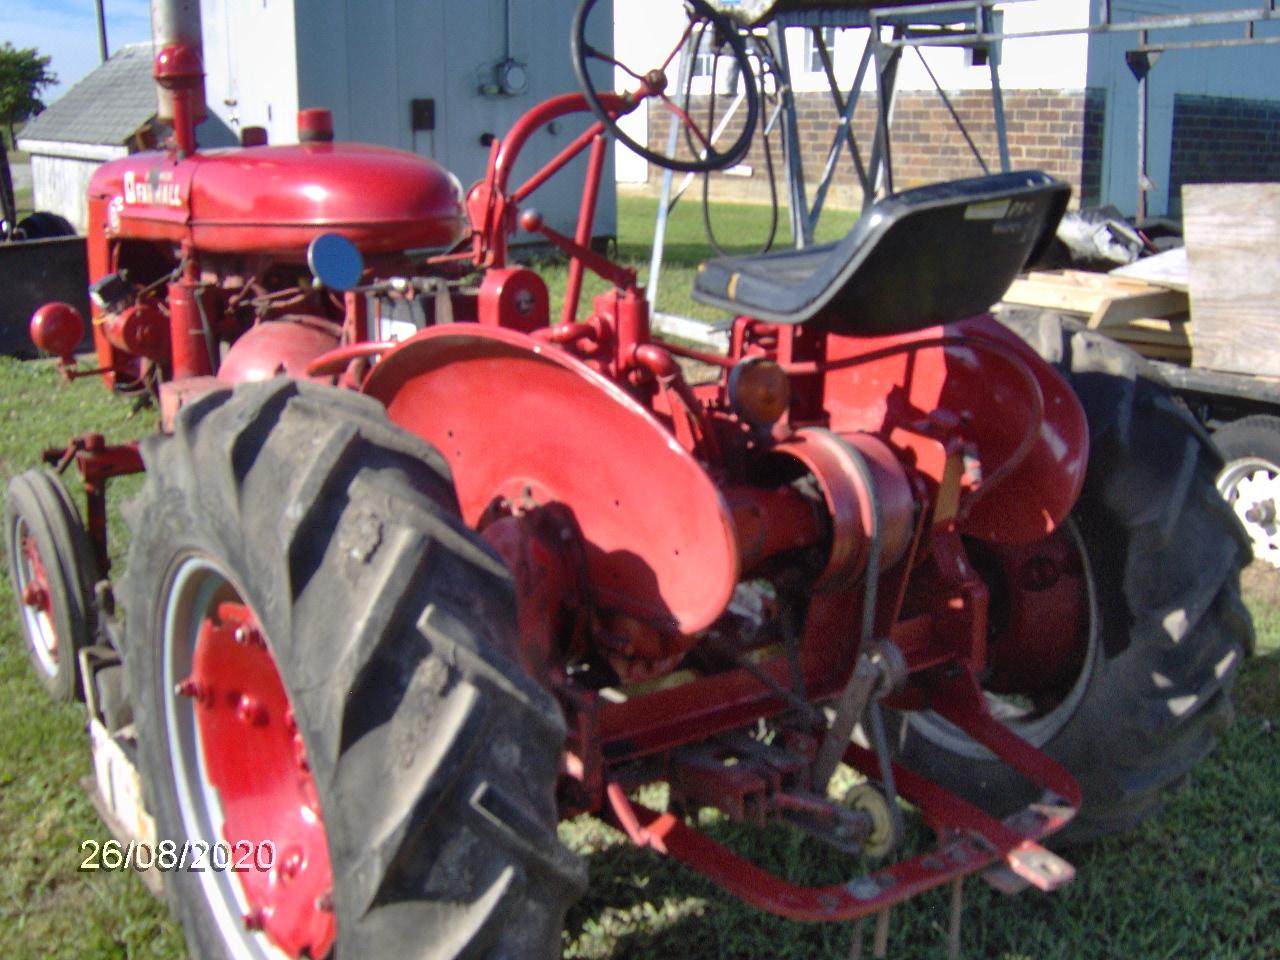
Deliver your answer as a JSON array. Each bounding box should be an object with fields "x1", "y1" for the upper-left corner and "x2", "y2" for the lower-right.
[
  {"x1": 123, "y1": 380, "x2": 583, "y2": 959},
  {"x1": 901, "y1": 311, "x2": 1253, "y2": 845},
  {"x1": 4, "y1": 469, "x2": 99, "y2": 701}
]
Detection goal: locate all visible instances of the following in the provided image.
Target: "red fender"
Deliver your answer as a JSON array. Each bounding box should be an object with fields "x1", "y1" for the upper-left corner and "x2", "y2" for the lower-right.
[{"x1": 362, "y1": 325, "x2": 739, "y2": 635}]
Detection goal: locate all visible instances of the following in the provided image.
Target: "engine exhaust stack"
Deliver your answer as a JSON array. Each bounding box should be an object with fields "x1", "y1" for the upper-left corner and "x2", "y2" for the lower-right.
[{"x1": 150, "y1": 0, "x2": 206, "y2": 156}]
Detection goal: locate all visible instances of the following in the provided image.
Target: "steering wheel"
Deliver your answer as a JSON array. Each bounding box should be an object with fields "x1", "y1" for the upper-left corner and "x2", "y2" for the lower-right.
[{"x1": 572, "y1": 0, "x2": 758, "y2": 173}]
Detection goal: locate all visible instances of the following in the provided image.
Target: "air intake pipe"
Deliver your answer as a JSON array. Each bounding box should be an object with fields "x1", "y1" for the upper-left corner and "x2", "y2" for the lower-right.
[{"x1": 151, "y1": 0, "x2": 207, "y2": 156}]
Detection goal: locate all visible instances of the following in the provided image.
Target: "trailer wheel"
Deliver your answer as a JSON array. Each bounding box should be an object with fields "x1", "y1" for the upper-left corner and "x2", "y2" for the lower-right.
[
  {"x1": 3, "y1": 469, "x2": 98, "y2": 701},
  {"x1": 1213, "y1": 414, "x2": 1280, "y2": 569},
  {"x1": 122, "y1": 380, "x2": 584, "y2": 960},
  {"x1": 900, "y1": 310, "x2": 1252, "y2": 845}
]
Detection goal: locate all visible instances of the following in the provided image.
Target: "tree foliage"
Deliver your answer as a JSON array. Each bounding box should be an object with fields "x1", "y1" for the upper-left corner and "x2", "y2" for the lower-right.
[{"x1": 0, "y1": 42, "x2": 57, "y2": 142}]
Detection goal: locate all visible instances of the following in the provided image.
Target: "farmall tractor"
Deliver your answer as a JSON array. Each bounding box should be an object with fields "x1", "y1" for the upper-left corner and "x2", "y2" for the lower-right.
[{"x1": 3, "y1": 1, "x2": 1252, "y2": 957}]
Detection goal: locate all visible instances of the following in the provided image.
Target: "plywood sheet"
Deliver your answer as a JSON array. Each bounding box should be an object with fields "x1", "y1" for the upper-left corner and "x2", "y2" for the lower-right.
[{"x1": 1184, "y1": 183, "x2": 1280, "y2": 376}]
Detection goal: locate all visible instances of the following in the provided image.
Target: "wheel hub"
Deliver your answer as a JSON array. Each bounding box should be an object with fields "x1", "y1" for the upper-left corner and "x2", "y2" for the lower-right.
[
  {"x1": 910, "y1": 522, "x2": 1098, "y2": 757},
  {"x1": 15, "y1": 526, "x2": 59, "y2": 671},
  {"x1": 1219, "y1": 459, "x2": 1280, "y2": 567},
  {"x1": 171, "y1": 587, "x2": 335, "y2": 958}
]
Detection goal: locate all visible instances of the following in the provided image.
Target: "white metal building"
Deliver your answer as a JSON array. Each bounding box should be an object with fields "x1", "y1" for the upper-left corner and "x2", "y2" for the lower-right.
[{"x1": 201, "y1": 0, "x2": 617, "y2": 238}]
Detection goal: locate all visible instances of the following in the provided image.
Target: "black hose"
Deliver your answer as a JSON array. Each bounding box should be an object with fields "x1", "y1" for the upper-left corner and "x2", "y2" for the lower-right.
[{"x1": 684, "y1": 28, "x2": 780, "y2": 257}]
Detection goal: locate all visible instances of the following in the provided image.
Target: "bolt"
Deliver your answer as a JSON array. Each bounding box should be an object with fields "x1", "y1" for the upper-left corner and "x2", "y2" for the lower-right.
[
  {"x1": 293, "y1": 733, "x2": 310, "y2": 773},
  {"x1": 236, "y1": 694, "x2": 268, "y2": 726},
  {"x1": 1245, "y1": 499, "x2": 1276, "y2": 526},
  {"x1": 1019, "y1": 556, "x2": 1060, "y2": 591},
  {"x1": 233, "y1": 624, "x2": 263, "y2": 646},
  {"x1": 279, "y1": 847, "x2": 304, "y2": 881},
  {"x1": 174, "y1": 677, "x2": 202, "y2": 699},
  {"x1": 21, "y1": 582, "x2": 49, "y2": 608},
  {"x1": 284, "y1": 708, "x2": 297, "y2": 733},
  {"x1": 315, "y1": 891, "x2": 334, "y2": 913},
  {"x1": 243, "y1": 909, "x2": 265, "y2": 931}
]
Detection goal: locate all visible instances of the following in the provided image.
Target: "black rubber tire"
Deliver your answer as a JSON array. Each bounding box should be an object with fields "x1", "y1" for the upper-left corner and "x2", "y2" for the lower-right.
[
  {"x1": 122, "y1": 379, "x2": 584, "y2": 959},
  {"x1": 899, "y1": 309, "x2": 1253, "y2": 845},
  {"x1": 1212, "y1": 414, "x2": 1280, "y2": 569},
  {"x1": 16, "y1": 211, "x2": 76, "y2": 239},
  {"x1": 3, "y1": 469, "x2": 99, "y2": 701}
]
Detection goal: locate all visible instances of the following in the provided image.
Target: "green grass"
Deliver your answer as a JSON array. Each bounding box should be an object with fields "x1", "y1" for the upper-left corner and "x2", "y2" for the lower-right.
[{"x1": 1, "y1": 199, "x2": 1279, "y2": 959}]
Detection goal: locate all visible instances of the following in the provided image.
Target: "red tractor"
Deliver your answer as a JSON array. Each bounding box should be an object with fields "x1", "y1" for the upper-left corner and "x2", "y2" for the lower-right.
[{"x1": 4, "y1": 1, "x2": 1250, "y2": 957}]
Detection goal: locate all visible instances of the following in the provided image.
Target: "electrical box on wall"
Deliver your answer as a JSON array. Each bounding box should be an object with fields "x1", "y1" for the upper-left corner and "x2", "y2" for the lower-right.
[{"x1": 203, "y1": 0, "x2": 616, "y2": 243}]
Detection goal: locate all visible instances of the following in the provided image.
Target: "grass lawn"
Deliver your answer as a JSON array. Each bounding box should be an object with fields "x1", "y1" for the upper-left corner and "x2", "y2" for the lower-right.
[{"x1": 1, "y1": 196, "x2": 1278, "y2": 959}]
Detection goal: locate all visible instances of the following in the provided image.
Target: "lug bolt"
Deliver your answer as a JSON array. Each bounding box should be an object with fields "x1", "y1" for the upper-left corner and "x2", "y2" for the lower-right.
[
  {"x1": 236, "y1": 694, "x2": 268, "y2": 726},
  {"x1": 243, "y1": 909, "x2": 265, "y2": 931},
  {"x1": 280, "y1": 847, "x2": 304, "y2": 881},
  {"x1": 22, "y1": 582, "x2": 49, "y2": 608},
  {"x1": 175, "y1": 677, "x2": 202, "y2": 699},
  {"x1": 233, "y1": 624, "x2": 264, "y2": 646},
  {"x1": 315, "y1": 891, "x2": 334, "y2": 912},
  {"x1": 1019, "y1": 556, "x2": 1060, "y2": 591}
]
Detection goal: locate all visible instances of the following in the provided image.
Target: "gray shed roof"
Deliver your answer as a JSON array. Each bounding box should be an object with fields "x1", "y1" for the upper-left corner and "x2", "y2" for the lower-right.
[{"x1": 19, "y1": 43, "x2": 156, "y2": 147}]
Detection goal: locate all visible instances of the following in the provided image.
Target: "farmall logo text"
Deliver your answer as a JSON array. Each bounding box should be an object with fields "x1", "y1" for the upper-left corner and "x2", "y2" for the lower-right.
[{"x1": 123, "y1": 169, "x2": 185, "y2": 208}]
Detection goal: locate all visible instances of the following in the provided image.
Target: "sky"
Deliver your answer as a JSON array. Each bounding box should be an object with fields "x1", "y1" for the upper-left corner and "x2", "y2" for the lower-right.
[{"x1": 1, "y1": 0, "x2": 153, "y2": 101}]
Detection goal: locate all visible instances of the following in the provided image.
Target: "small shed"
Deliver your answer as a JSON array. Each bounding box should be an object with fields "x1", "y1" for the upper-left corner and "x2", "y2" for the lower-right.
[{"x1": 16, "y1": 44, "x2": 160, "y2": 233}]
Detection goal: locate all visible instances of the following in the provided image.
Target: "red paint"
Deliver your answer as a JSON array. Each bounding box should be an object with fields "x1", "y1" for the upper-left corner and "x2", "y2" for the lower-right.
[
  {"x1": 478, "y1": 267, "x2": 549, "y2": 333},
  {"x1": 296, "y1": 108, "x2": 334, "y2": 143},
  {"x1": 189, "y1": 603, "x2": 334, "y2": 959},
  {"x1": 817, "y1": 317, "x2": 1088, "y2": 544},
  {"x1": 99, "y1": 302, "x2": 167, "y2": 360},
  {"x1": 29, "y1": 302, "x2": 85, "y2": 361},
  {"x1": 89, "y1": 142, "x2": 465, "y2": 254},
  {"x1": 217, "y1": 318, "x2": 340, "y2": 384},
  {"x1": 599, "y1": 663, "x2": 1078, "y2": 922},
  {"x1": 19, "y1": 535, "x2": 53, "y2": 620},
  {"x1": 36, "y1": 62, "x2": 1107, "y2": 933},
  {"x1": 363, "y1": 325, "x2": 739, "y2": 635}
]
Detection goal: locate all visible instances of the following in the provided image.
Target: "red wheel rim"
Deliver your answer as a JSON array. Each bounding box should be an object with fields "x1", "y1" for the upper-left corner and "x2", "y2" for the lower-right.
[
  {"x1": 164, "y1": 557, "x2": 335, "y2": 958},
  {"x1": 13, "y1": 522, "x2": 60, "y2": 676}
]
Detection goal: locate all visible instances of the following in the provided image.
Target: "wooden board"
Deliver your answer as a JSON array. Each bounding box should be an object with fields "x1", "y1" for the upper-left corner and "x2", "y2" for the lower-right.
[
  {"x1": 1184, "y1": 183, "x2": 1280, "y2": 377},
  {"x1": 1109, "y1": 247, "x2": 1189, "y2": 293},
  {"x1": 1003, "y1": 269, "x2": 1187, "y2": 329}
]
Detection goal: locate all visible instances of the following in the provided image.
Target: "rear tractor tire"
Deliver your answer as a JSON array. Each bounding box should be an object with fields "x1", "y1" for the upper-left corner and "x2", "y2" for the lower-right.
[
  {"x1": 4, "y1": 469, "x2": 99, "y2": 701},
  {"x1": 900, "y1": 310, "x2": 1253, "y2": 845},
  {"x1": 1212, "y1": 414, "x2": 1280, "y2": 570},
  {"x1": 122, "y1": 379, "x2": 584, "y2": 959}
]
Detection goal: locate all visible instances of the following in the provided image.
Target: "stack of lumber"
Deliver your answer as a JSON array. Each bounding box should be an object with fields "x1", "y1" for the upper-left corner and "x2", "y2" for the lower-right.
[{"x1": 1001, "y1": 266, "x2": 1191, "y2": 363}]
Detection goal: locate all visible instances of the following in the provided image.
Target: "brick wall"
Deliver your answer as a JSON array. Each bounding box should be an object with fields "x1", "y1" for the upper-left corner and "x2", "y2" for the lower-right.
[
  {"x1": 1169, "y1": 94, "x2": 1280, "y2": 216},
  {"x1": 646, "y1": 87, "x2": 1106, "y2": 210}
]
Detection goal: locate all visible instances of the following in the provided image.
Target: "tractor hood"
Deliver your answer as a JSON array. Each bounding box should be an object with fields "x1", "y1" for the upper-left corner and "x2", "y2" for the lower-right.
[{"x1": 89, "y1": 142, "x2": 467, "y2": 256}]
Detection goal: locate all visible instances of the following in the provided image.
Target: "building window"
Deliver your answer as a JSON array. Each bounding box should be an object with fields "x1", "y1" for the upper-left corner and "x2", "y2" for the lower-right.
[
  {"x1": 807, "y1": 27, "x2": 838, "y2": 75},
  {"x1": 690, "y1": 0, "x2": 741, "y2": 79},
  {"x1": 690, "y1": 32, "x2": 717, "y2": 79}
]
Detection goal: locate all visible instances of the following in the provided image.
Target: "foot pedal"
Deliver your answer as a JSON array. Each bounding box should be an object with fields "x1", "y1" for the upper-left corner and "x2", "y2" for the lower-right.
[{"x1": 1005, "y1": 841, "x2": 1075, "y2": 891}]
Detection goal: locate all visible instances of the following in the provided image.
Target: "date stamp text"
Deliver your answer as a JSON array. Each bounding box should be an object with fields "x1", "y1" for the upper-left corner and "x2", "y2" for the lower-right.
[{"x1": 79, "y1": 839, "x2": 276, "y2": 873}]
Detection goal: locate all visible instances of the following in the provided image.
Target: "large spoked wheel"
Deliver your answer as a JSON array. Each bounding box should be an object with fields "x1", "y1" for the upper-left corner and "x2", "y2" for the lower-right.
[
  {"x1": 900, "y1": 310, "x2": 1253, "y2": 845},
  {"x1": 124, "y1": 380, "x2": 584, "y2": 959},
  {"x1": 572, "y1": 0, "x2": 758, "y2": 173},
  {"x1": 4, "y1": 469, "x2": 99, "y2": 701},
  {"x1": 1213, "y1": 414, "x2": 1280, "y2": 569}
]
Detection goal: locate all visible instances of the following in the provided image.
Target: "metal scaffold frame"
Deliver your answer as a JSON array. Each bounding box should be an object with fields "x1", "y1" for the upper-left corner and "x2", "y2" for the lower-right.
[{"x1": 644, "y1": 0, "x2": 1280, "y2": 346}]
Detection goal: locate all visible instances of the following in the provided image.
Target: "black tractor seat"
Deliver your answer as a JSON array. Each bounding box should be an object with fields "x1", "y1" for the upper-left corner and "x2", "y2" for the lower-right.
[{"x1": 691, "y1": 171, "x2": 1070, "y2": 336}]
